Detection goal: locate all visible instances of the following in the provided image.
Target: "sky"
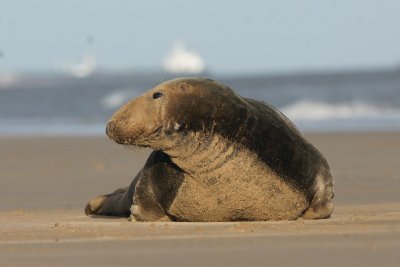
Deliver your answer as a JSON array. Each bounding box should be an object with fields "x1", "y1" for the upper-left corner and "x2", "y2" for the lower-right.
[{"x1": 0, "y1": 0, "x2": 400, "y2": 75}]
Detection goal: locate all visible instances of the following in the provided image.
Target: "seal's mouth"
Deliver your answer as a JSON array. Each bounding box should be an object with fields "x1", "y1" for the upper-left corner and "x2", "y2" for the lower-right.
[
  {"x1": 107, "y1": 132, "x2": 147, "y2": 147},
  {"x1": 108, "y1": 135, "x2": 151, "y2": 149},
  {"x1": 105, "y1": 121, "x2": 156, "y2": 148},
  {"x1": 105, "y1": 121, "x2": 137, "y2": 145}
]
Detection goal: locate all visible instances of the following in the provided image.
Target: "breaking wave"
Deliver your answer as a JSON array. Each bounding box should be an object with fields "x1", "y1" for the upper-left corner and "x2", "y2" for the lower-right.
[
  {"x1": 281, "y1": 100, "x2": 400, "y2": 121},
  {"x1": 101, "y1": 89, "x2": 138, "y2": 109}
]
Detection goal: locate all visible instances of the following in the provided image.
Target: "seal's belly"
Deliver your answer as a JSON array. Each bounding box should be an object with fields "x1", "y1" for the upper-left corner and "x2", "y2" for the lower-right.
[{"x1": 167, "y1": 149, "x2": 309, "y2": 221}]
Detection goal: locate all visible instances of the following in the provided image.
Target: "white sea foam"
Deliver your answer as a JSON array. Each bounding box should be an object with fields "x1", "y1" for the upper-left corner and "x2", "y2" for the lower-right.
[
  {"x1": 101, "y1": 89, "x2": 137, "y2": 109},
  {"x1": 58, "y1": 54, "x2": 97, "y2": 78},
  {"x1": 282, "y1": 100, "x2": 400, "y2": 121},
  {"x1": 0, "y1": 119, "x2": 105, "y2": 136},
  {"x1": 0, "y1": 73, "x2": 19, "y2": 88}
]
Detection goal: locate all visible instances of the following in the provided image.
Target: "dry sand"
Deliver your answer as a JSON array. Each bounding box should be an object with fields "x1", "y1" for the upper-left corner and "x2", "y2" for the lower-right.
[{"x1": 0, "y1": 133, "x2": 399, "y2": 266}]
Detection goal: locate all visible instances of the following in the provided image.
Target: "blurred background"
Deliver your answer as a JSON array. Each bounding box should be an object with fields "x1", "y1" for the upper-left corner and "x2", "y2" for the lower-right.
[{"x1": 1, "y1": 0, "x2": 400, "y2": 134}]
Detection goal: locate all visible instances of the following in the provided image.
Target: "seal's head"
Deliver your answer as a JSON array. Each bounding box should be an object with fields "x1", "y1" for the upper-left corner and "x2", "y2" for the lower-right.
[{"x1": 106, "y1": 77, "x2": 248, "y2": 150}]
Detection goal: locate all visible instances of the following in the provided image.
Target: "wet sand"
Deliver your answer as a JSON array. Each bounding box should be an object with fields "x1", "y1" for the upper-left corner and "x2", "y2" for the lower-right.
[{"x1": 1, "y1": 133, "x2": 399, "y2": 266}]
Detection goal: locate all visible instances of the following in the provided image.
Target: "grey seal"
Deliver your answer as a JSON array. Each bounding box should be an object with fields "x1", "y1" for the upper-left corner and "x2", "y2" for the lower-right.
[{"x1": 85, "y1": 77, "x2": 334, "y2": 221}]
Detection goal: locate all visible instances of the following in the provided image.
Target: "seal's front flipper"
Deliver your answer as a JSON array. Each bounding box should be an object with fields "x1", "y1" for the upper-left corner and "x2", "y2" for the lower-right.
[
  {"x1": 125, "y1": 150, "x2": 182, "y2": 222},
  {"x1": 85, "y1": 172, "x2": 140, "y2": 217},
  {"x1": 85, "y1": 194, "x2": 108, "y2": 215},
  {"x1": 128, "y1": 169, "x2": 174, "y2": 222},
  {"x1": 85, "y1": 187, "x2": 131, "y2": 217},
  {"x1": 130, "y1": 204, "x2": 173, "y2": 222}
]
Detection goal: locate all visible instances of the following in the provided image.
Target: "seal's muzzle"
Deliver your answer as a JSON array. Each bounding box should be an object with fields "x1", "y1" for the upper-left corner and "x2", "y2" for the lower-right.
[{"x1": 106, "y1": 121, "x2": 117, "y2": 137}]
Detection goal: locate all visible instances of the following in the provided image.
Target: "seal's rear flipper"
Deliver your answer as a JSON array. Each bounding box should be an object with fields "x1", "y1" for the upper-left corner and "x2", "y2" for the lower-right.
[
  {"x1": 302, "y1": 173, "x2": 334, "y2": 220},
  {"x1": 302, "y1": 199, "x2": 334, "y2": 219}
]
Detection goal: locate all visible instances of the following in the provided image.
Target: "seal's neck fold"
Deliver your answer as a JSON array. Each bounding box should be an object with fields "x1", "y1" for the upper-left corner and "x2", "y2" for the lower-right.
[{"x1": 164, "y1": 132, "x2": 238, "y2": 176}]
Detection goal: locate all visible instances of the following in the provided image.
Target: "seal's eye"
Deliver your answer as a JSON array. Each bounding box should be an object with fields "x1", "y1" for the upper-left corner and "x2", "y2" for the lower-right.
[{"x1": 152, "y1": 92, "x2": 163, "y2": 99}]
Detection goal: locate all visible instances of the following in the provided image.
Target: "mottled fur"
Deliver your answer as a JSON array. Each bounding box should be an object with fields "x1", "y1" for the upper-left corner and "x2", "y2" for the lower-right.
[{"x1": 85, "y1": 78, "x2": 334, "y2": 221}]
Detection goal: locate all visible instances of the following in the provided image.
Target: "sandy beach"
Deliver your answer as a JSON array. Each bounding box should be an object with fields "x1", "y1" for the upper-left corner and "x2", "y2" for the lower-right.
[{"x1": 1, "y1": 133, "x2": 399, "y2": 266}]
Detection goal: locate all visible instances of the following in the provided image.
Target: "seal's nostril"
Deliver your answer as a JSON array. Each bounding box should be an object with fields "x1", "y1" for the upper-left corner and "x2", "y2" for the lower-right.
[{"x1": 106, "y1": 121, "x2": 116, "y2": 136}]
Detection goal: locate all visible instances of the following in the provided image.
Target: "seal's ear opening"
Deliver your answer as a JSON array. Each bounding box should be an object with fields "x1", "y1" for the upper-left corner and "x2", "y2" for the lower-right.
[{"x1": 179, "y1": 83, "x2": 189, "y2": 92}]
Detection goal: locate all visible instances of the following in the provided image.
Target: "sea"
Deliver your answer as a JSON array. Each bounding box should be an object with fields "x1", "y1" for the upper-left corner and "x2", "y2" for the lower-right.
[{"x1": 0, "y1": 68, "x2": 399, "y2": 135}]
